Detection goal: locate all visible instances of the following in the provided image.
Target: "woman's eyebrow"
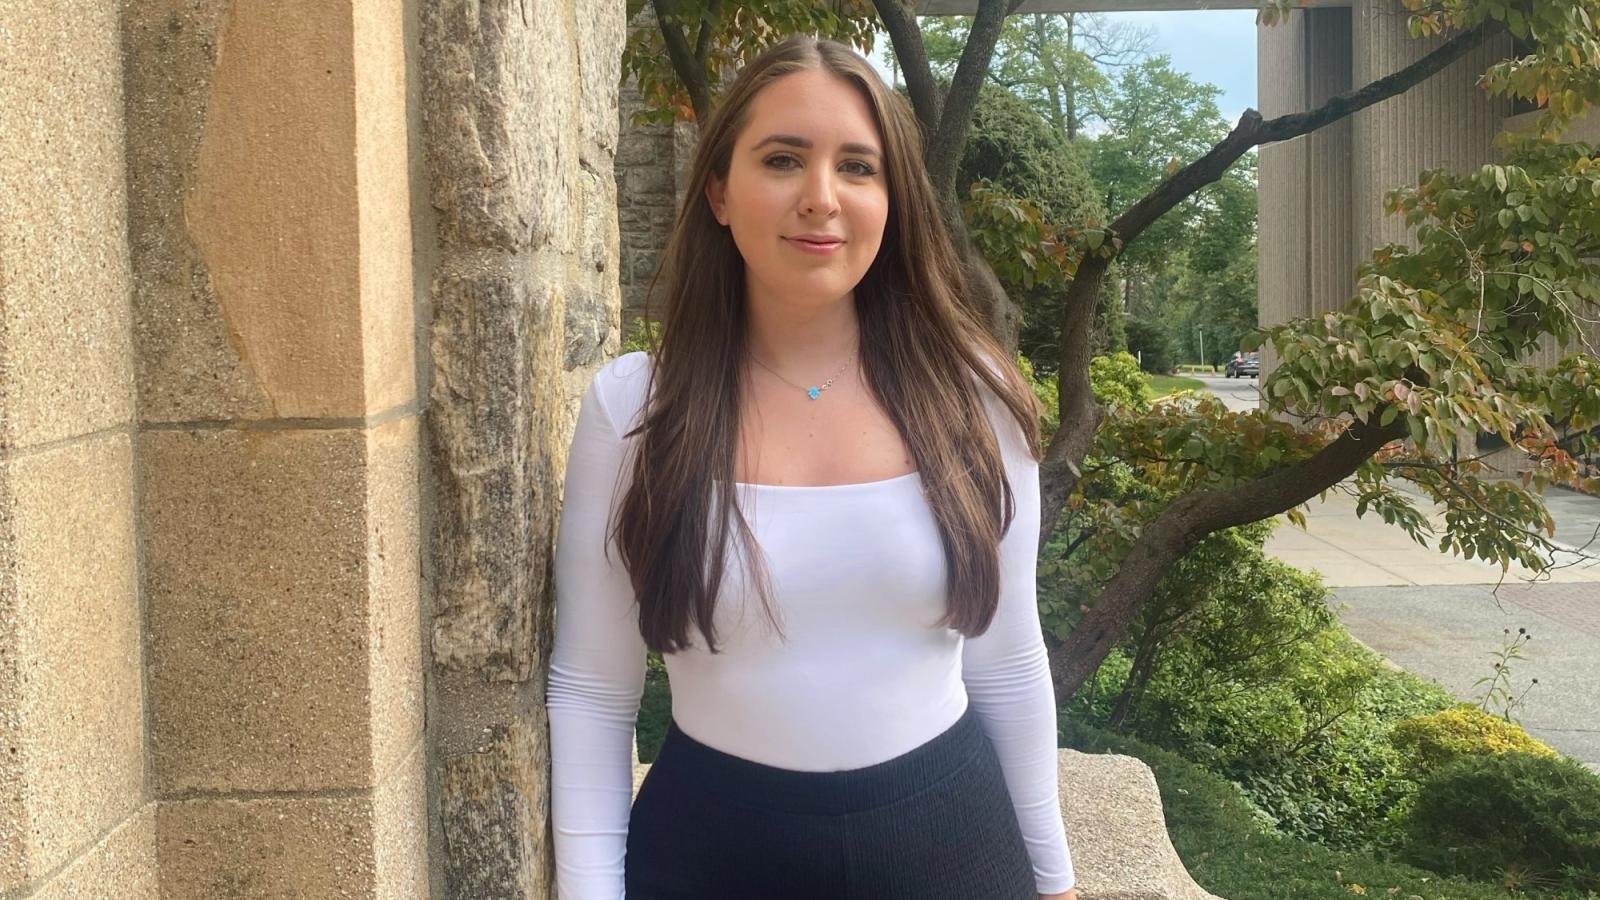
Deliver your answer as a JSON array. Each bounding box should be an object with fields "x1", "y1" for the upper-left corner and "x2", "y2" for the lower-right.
[{"x1": 750, "y1": 134, "x2": 881, "y2": 158}]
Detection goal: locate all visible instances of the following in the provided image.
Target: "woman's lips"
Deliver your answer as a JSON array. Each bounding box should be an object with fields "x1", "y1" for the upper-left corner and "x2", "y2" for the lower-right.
[{"x1": 785, "y1": 237, "x2": 844, "y2": 254}]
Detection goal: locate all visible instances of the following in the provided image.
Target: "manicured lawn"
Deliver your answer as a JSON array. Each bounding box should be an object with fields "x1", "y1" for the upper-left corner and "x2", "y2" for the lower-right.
[{"x1": 1147, "y1": 373, "x2": 1206, "y2": 395}]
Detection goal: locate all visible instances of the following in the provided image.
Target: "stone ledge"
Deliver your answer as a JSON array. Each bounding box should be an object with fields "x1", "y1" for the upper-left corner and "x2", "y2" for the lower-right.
[{"x1": 631, "y1": 748, "x2": 1221, "y2": 900}]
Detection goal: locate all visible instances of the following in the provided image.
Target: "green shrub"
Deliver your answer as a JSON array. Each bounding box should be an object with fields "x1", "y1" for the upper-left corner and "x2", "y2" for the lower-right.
[
  {"x1": 1392, "y1": 704, "x2": 1559, "y2": 774},
  {"x1": 1402, "y1": 751, "x2": 1600, "y2": 892},
  {"x1": 1061, "y1": 719, "x2": 1513, "y2": 899},
  {"x1": 1088, "y1": 351, "x2": 1155, "y2": 413}
]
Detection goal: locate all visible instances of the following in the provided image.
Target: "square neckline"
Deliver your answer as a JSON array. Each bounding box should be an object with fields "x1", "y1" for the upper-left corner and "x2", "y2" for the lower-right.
[{"x1": 731, "y1": 469, "x2": 921, "y2": 491}]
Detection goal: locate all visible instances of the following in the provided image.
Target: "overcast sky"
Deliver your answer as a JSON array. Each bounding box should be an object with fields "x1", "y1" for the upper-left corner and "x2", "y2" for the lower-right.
[{"x1": 868, "y1": 9, "x2": 1260, "y2": 123}]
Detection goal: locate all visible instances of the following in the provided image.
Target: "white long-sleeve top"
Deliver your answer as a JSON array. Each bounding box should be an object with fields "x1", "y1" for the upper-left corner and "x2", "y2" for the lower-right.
[{"x1": 546, "y1": 350, "x2": 1075, "y2": 899}]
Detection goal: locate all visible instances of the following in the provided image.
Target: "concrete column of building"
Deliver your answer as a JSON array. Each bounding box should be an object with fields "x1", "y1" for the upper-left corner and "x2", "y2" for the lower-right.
[
  {"x1": 419, "y1": 0, "x2": 624, "y2": 896},
  {"x1": 0, "y1": 0, "x2": 158, "y2": 895},
  {"x1": 1256, "y1": 6, "x2": 1355, "y2": 384},
  {"x1": 120, "y1": 0, "x2": 429, "y2": 895},
  {"x1": 1351, "y1": 0, "x2": 1512, "y2": 458},
  {"x1": 1351, "y1": 0, "x2": 1513, "y2": 254}
]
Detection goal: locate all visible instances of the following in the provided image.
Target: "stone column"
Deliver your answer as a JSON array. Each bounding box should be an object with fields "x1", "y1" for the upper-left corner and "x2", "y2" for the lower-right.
[
  {"x1": 419, "y1": 0, "x2": 623, "y2": 896},
  {"x1": 0, "y1": 0, "x2": 157, "y2": 894},
  {"x1": 122, "y1": 0, "x2": 428, "y2": 895}
]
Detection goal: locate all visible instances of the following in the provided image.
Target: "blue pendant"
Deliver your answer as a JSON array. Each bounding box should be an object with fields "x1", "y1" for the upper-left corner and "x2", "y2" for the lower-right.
[{"x1": 807, "y1": 386, "x2": 821, "y2": 400}]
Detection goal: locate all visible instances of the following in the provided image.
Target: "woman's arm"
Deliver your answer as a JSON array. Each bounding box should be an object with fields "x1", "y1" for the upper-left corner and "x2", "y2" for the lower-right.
[
  {"x1": 960, "y1": 390, "x2": 1077, "y2": 897},
  {"x1": 547, "y1": 365, "x2": 650, "y2": 900}
]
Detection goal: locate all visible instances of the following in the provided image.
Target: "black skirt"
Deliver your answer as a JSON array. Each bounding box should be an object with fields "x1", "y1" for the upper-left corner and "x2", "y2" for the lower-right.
[{"x1": 624, "y1": 704, "x2": 1039, "y2": 900}]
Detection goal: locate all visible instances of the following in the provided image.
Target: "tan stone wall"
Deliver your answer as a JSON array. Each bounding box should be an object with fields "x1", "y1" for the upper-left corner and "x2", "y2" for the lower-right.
[
  {"x1": 3, "y1": 0, "x2": 442, "y2": 895},
  {"x1": 119, "y1": 0, "x2": 430, "y2": 893},
  {"x1": 0, "y1": 0, "x2": 157, "y2": 895}
]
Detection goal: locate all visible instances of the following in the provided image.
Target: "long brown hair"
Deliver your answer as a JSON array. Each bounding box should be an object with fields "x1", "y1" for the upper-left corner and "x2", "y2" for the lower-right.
[{"x1": 616, "y1": 34, "x2": 1042, "y2": 655}]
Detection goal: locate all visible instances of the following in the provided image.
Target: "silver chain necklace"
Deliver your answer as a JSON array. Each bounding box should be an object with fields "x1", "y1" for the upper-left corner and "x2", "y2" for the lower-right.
[{"x1": 749, "y1": 349, "x2": 856, "y2": 401}]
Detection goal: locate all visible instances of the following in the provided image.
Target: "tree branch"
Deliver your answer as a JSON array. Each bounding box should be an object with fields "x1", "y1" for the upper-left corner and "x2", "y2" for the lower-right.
[
  {"x1": 1050, "y1": 415, "x2": 1411, "y2": 698},
  {"x1": 692, "y1": 0, "x2": 722, "y2": 67},
  {"x1": 1112, "y1": 17, "x2": 1503, "y2": 247},
  {"x1": 1039, "y1": 15, "x2": 1505, "y2": 549},
  {"x1": 653, "y1": 0, "x2": 714, "y2": 122},
  {"x1": 873, "y1": 0, "x2": 942, "y2": 140},
  {"x1": 927, "y1": 0, "x2": 1026, "y2": 193}
]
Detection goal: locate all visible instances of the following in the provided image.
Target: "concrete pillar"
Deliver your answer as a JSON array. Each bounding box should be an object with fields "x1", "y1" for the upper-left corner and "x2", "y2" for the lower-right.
[
  {"x1": 420, "y1": 0, "x2": 624, "y2": 895},
  {"x1": 1257, "y1": 6, "x2": 1355, "y2": 383},
  {"x1": 122, "y1": 0, "x2": 428, "y2": 895},
  {"x1": 0, "y1": 0, "x2": 157, "y2": 895},
  {"x1": 1351, "y1": 0, "x2": 1514, "y2": 255}
]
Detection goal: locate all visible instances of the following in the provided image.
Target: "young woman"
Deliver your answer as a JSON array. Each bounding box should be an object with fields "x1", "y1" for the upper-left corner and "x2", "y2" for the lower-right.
[{"x1": 547, "y1": 34, "x2": 1079, "y2": 900}]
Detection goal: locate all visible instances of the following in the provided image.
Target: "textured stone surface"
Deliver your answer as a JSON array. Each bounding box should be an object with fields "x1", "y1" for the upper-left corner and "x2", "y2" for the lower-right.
[
  {"x1": 421, "y1": 0, "x2": 622, "y2": 895},
  {"x1": 142, "y1": 427, "x2": 372, "y2": 794},
  {"x1": 422, "y1": 0, "x2": 580, "y2": 253},
  {"x1": 0, "y1": 0, "x2": 136, "y2": 449},
  {"x1": 427, "y1": 258, "x2": 564, "y2": 682},
  {"x1": 631, "y1": 750, "x2": 1223, "y2": 900},
  {"x1": 373, "y1": 742, "x2": 430, "y2": 900},
  {"x1": 0, "y1": 433, "x2": 146, "y2": 886},
  {"x1": 31, "y1": 804, "x2": 158, "y2": 900},
  {"x1": 156, "y1": 796, "x2": 376, "y2": 900},
  {"x1": 122, "y1": 0, "x2": 276, "y2": 422},
  {"x1": 566, "y1": 166, "x2": 621, "y2": 370},
  {"x1": 439, "y1": 718, "x2": 551, "y2": 900},
  {"x1": 1057, "y1": 750, "x2": 1222, "y2": 900},
  {"x1": 366, "y1": 415, "x2": 426, "y2": 782},
  {"x1": 123, "y1": 0, "x2": 414, "y2": 424},
  {"x1": 575, "y1": 0, "x2": 626, "y2": 157}
]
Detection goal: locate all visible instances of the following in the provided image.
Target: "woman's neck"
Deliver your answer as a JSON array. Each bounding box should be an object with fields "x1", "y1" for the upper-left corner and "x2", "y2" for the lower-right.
[{"x1": 744, "y1": 293, "x2": 860, "y2": 375}]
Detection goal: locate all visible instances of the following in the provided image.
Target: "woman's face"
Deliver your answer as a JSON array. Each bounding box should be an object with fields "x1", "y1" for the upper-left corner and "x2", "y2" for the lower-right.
[{"x1": 705, "y1": 68, "x2": 889, "y2": 313}]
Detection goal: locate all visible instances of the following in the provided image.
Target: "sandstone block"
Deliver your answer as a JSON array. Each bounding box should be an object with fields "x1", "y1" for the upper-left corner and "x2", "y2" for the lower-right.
[
  {"x1": 156, "y1": 796, "x2": 375, "y2": 900},
  {"x1": 0, "y1": 433, "x2": 145, "y2": 886},
  {"x1": 0, "y1": 0, "x2": 135, "y2": 449},
  {"x1": 143, "y1": 427, "x2": 373, "y2": 794}
]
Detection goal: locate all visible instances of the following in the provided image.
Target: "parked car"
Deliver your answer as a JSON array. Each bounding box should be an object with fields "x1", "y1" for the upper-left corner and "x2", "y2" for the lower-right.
[{"x1": 1225, "y1": 351, "x2": 1259, "y2": 378}]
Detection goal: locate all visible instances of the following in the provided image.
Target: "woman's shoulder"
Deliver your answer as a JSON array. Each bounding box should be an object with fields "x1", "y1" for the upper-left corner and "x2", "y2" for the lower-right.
[{"x1": 588, "y1": 350, "x2": 654, "y2": 432}]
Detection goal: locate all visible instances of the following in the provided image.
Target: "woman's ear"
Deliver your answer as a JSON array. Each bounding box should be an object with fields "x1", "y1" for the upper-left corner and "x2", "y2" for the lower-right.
[{"x1": 705, "y1": 175, "x2": 728, "y2": 226}]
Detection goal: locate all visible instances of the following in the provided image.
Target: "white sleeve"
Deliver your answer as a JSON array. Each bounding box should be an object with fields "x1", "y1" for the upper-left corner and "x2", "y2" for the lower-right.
[
  {"x1": 960, "y1": 399, "x2": 1077, "y2": 895},
  {"x1": 547, "y1": 369, "x2": 649, "y2": 900}
]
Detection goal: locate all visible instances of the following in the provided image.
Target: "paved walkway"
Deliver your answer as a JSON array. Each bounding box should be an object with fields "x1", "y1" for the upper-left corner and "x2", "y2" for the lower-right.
[{"x1": 1265, "y1": 485, "x2": 1600, "y2": 771}]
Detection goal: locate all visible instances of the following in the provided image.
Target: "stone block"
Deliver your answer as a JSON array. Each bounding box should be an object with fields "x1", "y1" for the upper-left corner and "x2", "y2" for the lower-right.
[
  {"x1": 125, "y1": 0, "x2": 412, "y2": 422},
  {"x1": 122, "y1": 0, "x2": 275, "y2": 423},
  {"x1": 156, "y1": 796, "x2": 375, "y2": 900},
  {"x1": 575, "y1": 0, "x2": 626, "y2": 158},
  {"x1": 438, "y1": 717, "x2": 551, "y2": 900},
  {"x1": 142, "y1": 427, "x2": 372, "y2": 794},
  {"x1": 423, "y1": 0, "x2": 579, "y2": 252},
  {"x1": 0, "y1": 0, "x2": 135, "y2": 449},
  {"x1": 0, "y1": 433, "x2": 145, "y2": 886},
  {"x1": 353, "y1": 0, "x2": 420, "y2": 416},
  {"x1": 1057, "y1": 750, "x2": 1222, "y2": 900},
  {"x1": 427, "y1": 259, "x2": 563, "y2": 682},
  {"x1": 31, "y1": 804, "x2": 158, "y2": 900}
]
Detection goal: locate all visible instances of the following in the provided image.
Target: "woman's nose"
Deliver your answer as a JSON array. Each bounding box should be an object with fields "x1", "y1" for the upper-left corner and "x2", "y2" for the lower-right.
[{"x1": 800, "y1": 170, "x2": 840, "y2": 217}]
